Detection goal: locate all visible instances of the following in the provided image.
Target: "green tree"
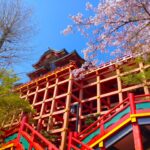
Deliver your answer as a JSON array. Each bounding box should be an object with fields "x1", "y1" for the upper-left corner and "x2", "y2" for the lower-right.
[
  {"x1": 0, "y1": 69, "x2": 34, "y2": 128},
  {"x1": 0, "y1": 0, "x2": 34, "y2": 128},
  {"x1": 121, "y1": 55, "x2": 150, "y2": 86}
]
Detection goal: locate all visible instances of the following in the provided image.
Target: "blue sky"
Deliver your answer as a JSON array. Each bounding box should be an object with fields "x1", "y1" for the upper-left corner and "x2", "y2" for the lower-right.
[{"x1": 14, "y1": 0, "x2": 101, "y2": 82}]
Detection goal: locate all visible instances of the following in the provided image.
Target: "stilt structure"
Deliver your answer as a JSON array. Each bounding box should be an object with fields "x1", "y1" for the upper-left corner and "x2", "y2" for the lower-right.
[{"x1": 0, "y1": 48, "x2": 150, "y2": 150}]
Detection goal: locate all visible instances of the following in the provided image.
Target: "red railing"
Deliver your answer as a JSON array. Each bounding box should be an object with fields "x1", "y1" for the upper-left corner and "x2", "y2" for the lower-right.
[
  {"x1": 68, "y1": 132, "x2": 93, "y2": 150},
  {"x1": 68, "y1": 93, "x2": 150, "y2": 148},
  {"x1": 78, "y1": 97, "x2": 130, "y2": 141},
  {"x1": 134, "y1": 94, "x2": 150, "y2": 102},
  {"x1": 17, "y1": 116, "x2": 59, "y2": 150},
  {"x1": 0, "y1": 123, "x2": 20, "y2": 140}
]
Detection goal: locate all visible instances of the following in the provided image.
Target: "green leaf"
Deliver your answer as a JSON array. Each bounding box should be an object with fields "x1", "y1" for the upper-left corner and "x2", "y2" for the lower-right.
[{"x1": 0, "y1": 69, "x2": 34, "y2": 128}]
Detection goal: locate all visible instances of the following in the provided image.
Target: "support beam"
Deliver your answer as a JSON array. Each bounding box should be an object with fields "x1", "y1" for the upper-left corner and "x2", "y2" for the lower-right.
[
  {"x1": 60, "y1": 72, "x2": 73, "y2": 150},
  {"x1": 78, "y1": 82, "x2": 83, "y2": 132},
  {"x1": 38, "y1": 81, "x2": 49, "y2": 130},
  {"x1": 129, "y1": 93, "x2": 143, "y2": 150},
  {"x1": 139, "y1": 61, "x2": 149, "y2": 94},
  {"x1": 132, "y1": 123, "x2": 143, "y2": 150},
  {"x1": 116, "y1": 65, "x2": 123, "y2": 103},
  {"x1": 48, "y1": 77, "x2": 59, "y2": 130},
  {"x1": 96, "y1": 72, "x2": 101, "y2": 113},
  {"x1": 32, "y1": 84, "x2": 39, "y2": 105}
]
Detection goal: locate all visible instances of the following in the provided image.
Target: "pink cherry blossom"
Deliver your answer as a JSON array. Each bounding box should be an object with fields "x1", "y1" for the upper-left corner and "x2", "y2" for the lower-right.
[
  {"x1": 64, "y1": 0, "x2": 150, "y2": 63},
  {"x1": 62, "y1": 25, "x2": 72, "y2": 35},
  {"x1": 86, "y1": 2, "x2": 93, "y2": 10}
]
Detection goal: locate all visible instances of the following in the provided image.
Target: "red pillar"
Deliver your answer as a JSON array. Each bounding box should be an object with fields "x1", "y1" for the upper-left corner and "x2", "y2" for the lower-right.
[
  {"x1": 68, "y1": 132, "x2": 72, "y2": 150},
  {"x1": 132, "y1": 123, "x2": 143, "y2": 150},
  {"x1": 28, "y1": 130, "x2": 35, "y2": 150},
  {"x1": 99, "y1": 119, "x2": 106, "y2": 150},
  {"x1": 73, "y1": 131, "x2": 78, "y2": 138},
  {"x1": 129, "y1": 93, "x2": 136, "y2": 114},
  {"x1": 129, "y1": 93, "x2": 143, "y2": 150},
  {"x1": 17, "y1": 116, "x2": 27, "y2": 141}
]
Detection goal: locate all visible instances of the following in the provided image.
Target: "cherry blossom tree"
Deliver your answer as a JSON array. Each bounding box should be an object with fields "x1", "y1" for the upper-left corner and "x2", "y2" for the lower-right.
[{"x1": 63, "y1": 0, "x2": 150, "y2": 63}]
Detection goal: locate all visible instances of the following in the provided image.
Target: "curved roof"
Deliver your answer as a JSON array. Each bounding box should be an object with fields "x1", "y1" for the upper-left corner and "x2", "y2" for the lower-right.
[
  {"x1": 28, "y1": 48, "x2": 85, "y2": 80},
  {"x1": 33, "y1": 48, "x2": 68, "y2": 69},
  {"x1": 53, "y1": 50, "x2": 84, "y2": 64}
]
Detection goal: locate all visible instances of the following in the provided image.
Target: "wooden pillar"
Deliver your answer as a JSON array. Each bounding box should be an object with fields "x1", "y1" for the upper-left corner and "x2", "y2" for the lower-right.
[
  {"x1": 30, "y1": 84, "x2": 38, "y2": 129},
  {"x1": 139, "y1": 62, "x2": 149, "y2": 94},
  {"x1": 96, "y1": 71, "x2": 101, "y2": 113},
  {"x1": 99, "y1": 119, "x2": 106, "y2": 150},
  {"x1": 32, "y1": 83, "x2": 39, "y2": 105},
  {"x1": 17, "y1": 86, "x2": 30, "y2": 125},
  {"x1": 25, "y1": 86, "x2": 30, "y2": 100},
  {"x1": 60, "y1": 72, "x2": 73, "y2": 150},
  {"x1": 129, "y1": 93, "x2": 143, "y2": 150},
  {"x1": 78, "y1": 103, "x2": 82, "y2": 132},
  {"x1": 38, "y1": 80, "x2": 49, "y2": 129},
  {"x1": 116, "y1": 65, "x2": 123, "y2": 103},
  {"x1": 48, "y1": 76, "x2": 58, "y2": 130},
  {"x1": 78, "y1": 82, "x2": 83, "y2": 132}
]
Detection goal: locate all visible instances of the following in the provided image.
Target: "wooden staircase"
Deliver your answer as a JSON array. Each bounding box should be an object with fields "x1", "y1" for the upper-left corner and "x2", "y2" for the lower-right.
[
  {"x1": 0, "y1": 116, "x2": 59, "y2": 150},
  {"x1": 68, "y1": 94, "x2": 150, "y2": 150}
]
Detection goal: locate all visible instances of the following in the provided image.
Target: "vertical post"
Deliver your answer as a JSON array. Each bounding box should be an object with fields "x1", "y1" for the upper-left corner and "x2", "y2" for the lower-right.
[
  {"x1": 32, "y1": 83, "x2": 39, "y2": 130},
  {"x1": 60, "y1": 71, "x2": 73, "y2": 150},
  {"x1": 96, "y1": 71, "x2": 101, "y2": 113},
  {"x1": 139, "y1": 62, "x2": 149, "y2": 94},
  {"x1": 129, "y1": 93, "x2": 143, "y2": 150},
  {"x1": 17, "y1": 116, "x2": 26, "y2": 142},
  {"x1": 25, "y1": 85, "x2": 30, "y2": 101},
  {"x1": 73, "y1": 131, "x2": 78, "y2": 138},
  {"x1": 99, "y1": 119, "x2": 106, "y2": 150},
  {"x1": 132, "y1": 124, "x2": 143, "y2": 150},
  {"x1": 78, "y1": 82, "x2": 83, "y2": 132},
  {"x1": 38, "y1": 80, "x2": 49, "y2": 130},
  {"x1": 28, "y1": 131, "x2": 35, "y2": 150},
  {"x1": 75, "y1": 104, "x2": 79, "y2": 132},
  {"x1": 129, "y1": 93, "x2": 136, "y2": 114},
  {"x1": 39, "y1": 80, "x2": 49, "y2": 116},
  {"x1": 68, "y1": 132, "x2": 72, "y2": 150},
  {"x1": 48, "y1": 75, "x2": 58, "y2": 130},
  {"x1": 32, "y1": 83, "x2": 39, "y2": 105},
  {"x1": 116, "y1": 65, "x2": 123, "y2": 103}
]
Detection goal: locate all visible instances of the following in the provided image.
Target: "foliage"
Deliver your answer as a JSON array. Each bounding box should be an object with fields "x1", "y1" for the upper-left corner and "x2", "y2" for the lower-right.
[
  {"x1": 121, "y1": 55, "x2": 150, "y2": 86},
  {"x1": 0, "y1": 69, "x2": 33, "y2": 127},
  {"x1": 145, "y1": 68, "x2": 150, "y2": 80},
  {"x1": 85, "y1": 115, "x2": 95, "y2": 125},
  {"x1": 63, "y1": 0, "x2": 150, "y2": 63},
  {"x1": 0, "y1": 0, "x2": 33, "y2": 67},
  {"x1": 121, "y1": 73, "x2": 144, "y2": 85},
  {"x1": 40, "y1": 130, "x2": 58, "y2": 142}
]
